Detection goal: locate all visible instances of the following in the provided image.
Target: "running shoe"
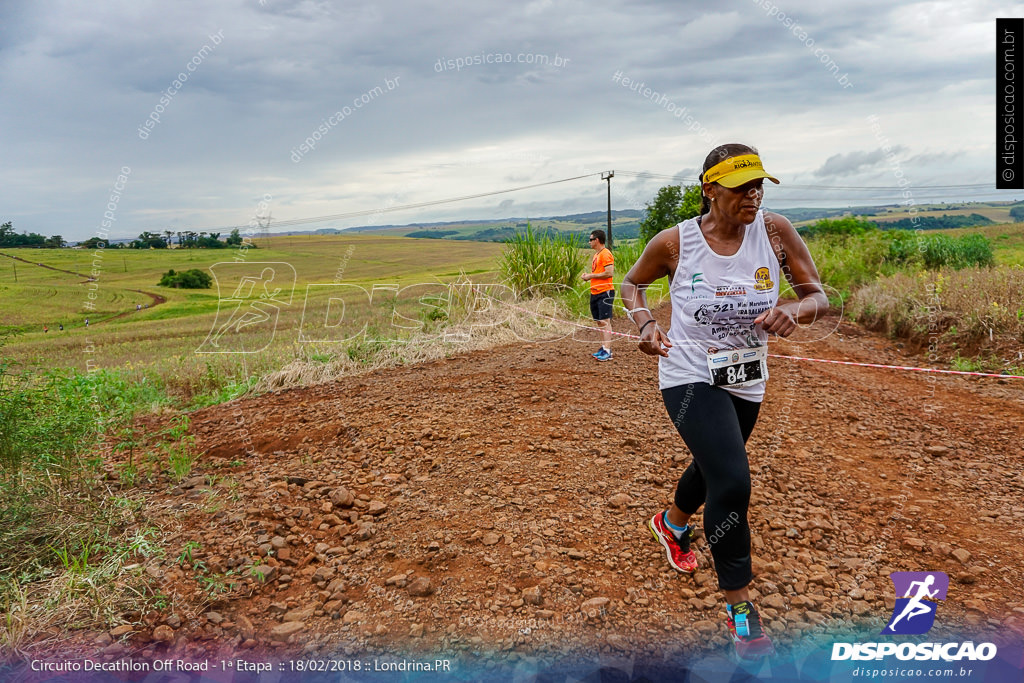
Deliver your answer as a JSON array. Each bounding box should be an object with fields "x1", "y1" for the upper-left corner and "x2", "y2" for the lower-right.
[
  {"x1": 726, "y1": 600, "x2": 775, "y2": 660},
  {"x1": 595, "y1": 348, "x2": 613, "y2": 362},
  {"x1": 648, "y1": 511, "x2": 697, "y2": 573},
  {"x1": 592, "y1": 348, "x2": 605, "y2": 358}
]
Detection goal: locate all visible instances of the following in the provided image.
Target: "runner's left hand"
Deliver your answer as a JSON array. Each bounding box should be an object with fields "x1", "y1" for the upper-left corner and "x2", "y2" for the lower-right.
[{"x1": 754, "y1": 306, "x2": 797, "y2": 337}]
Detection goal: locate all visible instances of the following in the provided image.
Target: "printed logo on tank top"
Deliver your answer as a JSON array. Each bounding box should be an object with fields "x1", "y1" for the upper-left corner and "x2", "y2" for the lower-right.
[
  {"x1": 681, "y1": 275, "x2": 774, "y2": 345},
  {"x1": 753, "y1": 267, "x2": 774, "y2": 292}
]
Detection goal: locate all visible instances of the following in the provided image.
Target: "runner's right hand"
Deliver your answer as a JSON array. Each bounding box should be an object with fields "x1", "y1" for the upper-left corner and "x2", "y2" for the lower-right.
[{"x1": 638, "y1": 323, "x2": 672, "y2": 357}]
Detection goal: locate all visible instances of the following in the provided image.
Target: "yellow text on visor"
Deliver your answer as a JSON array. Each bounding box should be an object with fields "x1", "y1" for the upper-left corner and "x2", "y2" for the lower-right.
[{"x1": 702, "y1": 154, "x2": 780, "y2": 188}]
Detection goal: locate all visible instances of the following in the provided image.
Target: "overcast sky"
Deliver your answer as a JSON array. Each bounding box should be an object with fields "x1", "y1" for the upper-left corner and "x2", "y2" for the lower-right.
[{"x1": 2, "y1": 0, "x2": 1021, "y2": 242}]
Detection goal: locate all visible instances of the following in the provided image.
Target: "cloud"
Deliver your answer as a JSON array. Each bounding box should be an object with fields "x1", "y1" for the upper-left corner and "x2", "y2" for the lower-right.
[
  {"x1": 678, "y1": 12, "x2": 743, "y2": 45},
  {"x1": 907, "y1": 150, "x2": 964, "y2": 166},
  {"x1": 813, "y1": 148, "x2": 908, "y2": 177},
  {"x1": 673, "y1": 168, "x2": 699, "y2": 183},
  {"x1": 0, "y1": 1, "x2": 1019, "y2": 241}
]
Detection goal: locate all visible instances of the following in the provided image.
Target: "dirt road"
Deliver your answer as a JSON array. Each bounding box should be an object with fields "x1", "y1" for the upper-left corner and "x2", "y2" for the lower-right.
[{"x1": 45, "y1": 310, "x2": 1024, "y2": 667}]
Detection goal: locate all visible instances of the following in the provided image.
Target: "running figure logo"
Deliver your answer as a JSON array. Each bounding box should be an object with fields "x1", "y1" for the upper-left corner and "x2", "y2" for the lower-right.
[
  {"x1": 197, "y1": 262, "x2": 296, "y2": 354},
  {"x1": 881, "y1": 571, "x2": 949, "y2": 635}
]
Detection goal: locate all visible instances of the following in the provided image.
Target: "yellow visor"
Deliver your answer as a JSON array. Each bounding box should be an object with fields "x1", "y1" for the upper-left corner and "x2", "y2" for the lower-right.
[{"x1": 702, "y1": 154, "x2": 780, "y2": 188}]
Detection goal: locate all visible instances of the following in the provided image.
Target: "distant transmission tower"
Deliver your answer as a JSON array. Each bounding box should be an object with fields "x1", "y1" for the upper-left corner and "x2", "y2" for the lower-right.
[{"x1": 257, "y1": 211, "x2": 273, "y2": 247}]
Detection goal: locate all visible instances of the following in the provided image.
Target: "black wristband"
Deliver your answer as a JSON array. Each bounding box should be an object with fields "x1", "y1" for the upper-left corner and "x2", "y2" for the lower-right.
[{"x1": 638, "y1": 319, "x2": 656, "y2": 335}]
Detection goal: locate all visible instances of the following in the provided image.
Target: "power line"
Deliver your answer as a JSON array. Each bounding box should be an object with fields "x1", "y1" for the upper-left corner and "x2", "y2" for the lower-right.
[
  {"x1": 187, "y1": 170, "x2": 1013, "y2": 235},
  {"x1": 614, "y1": 170, "x2": 996, "y2": 191},
  {"x1": 199, "y1": 173, "x2": 604, "y2": 233}
]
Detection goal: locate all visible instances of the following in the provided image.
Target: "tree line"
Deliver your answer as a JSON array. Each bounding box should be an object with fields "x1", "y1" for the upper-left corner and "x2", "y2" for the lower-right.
[
  {"x1": 0, "y1": 222, "x2": 65, "y2": 248},
  {"x1": 82, "y1": 229, "x2": 251, "y2": 249},
  {"x1": 0, "y1": 222, "x2": 254, "y2": 250}
]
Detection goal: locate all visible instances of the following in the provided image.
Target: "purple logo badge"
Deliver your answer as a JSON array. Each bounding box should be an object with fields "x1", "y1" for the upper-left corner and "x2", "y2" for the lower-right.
[{"x1": 881, "y1": 571, "x2": 949, "y2": 635}]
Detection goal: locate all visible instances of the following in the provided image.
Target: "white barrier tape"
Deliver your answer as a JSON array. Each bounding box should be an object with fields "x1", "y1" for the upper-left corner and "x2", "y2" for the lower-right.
[{"x1": 475, "y1": 287, "x2": 1024, "y2": 381}]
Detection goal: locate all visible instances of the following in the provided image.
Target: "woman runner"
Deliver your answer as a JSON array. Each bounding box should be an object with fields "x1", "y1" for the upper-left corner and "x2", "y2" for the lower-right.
[{"x1": 620, "y1": 143, "x2": 828, "y2": 660}]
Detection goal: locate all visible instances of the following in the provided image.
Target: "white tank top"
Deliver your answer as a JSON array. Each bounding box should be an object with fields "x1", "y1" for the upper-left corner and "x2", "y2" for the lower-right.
[{"x1": 658, "y1": 210, "x2": 780, "y2": 402}]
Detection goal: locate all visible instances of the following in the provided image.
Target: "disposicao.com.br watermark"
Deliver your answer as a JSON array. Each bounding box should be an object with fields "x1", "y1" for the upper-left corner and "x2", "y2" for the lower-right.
[
  {"x1": 138, "y1": 30, "x2": 225, "y2": 139},
  {"x1": 749, "y1": 0, "x2": 853, "y2": 89},
  {"x1": 290, "y1": 76, "x2": 401, "y2": 163},
  {"x1": 434, "y1": 51, "x2": 570, "y2": 72}
]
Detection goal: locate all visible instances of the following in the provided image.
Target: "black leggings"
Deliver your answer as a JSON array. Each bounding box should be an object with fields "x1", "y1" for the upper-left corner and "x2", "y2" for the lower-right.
[{"x1": 661, "y1": 382, "x2": 761, "y2": 591}]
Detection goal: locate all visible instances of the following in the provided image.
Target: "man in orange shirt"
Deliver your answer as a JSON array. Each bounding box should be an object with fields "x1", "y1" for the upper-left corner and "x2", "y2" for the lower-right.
[{"x1": 581, "y1": 229, "x2": 615, "y2": 361}]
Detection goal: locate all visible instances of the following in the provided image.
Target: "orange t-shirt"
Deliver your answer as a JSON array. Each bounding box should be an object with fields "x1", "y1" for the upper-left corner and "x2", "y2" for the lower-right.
[{"x1": 590, "y1": 247, "x2": 614, "y2": 294}]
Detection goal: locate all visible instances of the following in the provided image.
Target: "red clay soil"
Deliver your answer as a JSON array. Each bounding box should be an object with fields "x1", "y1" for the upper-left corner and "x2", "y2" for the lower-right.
[
  {"x1": 24, "y1": 310, "x2": 1024, "y2": 667},
  {"x1": 102, "y1": 289, "x2": 167, "y2": 323}
]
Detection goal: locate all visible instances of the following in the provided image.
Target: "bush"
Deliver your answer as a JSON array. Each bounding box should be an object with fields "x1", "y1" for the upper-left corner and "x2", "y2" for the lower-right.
[
  {"x1": 498, "y1": 224, "x2": 585, "y2": 298},
  {"x1": 1, "y1": 361, "x2": 170, "y2": 591},
  {"x1": 0, "y1": 362, "x2": 32, "y2": 475},
  {"x1": 807, "y1": 229, "x2": 995, "y2": 306},
  {"x1": 961, "y1": 234, "x2": 996, "y2": 267},
  {"x1": 806, "y1": 230, "x2": 894, "y2": 305},
  {"x1": 884, "y1": 231, "x2": 992, "y2": 270},
  {"x1": 919, "y1": 234, "x2": 994, "y2": 270},
  {"x1": 158, "y1": 268, "x2": 212, "y2": 289},
  {"x1": 798, "y1": 216, "x2": 878, "y2": 238},
  {"x1": 921, "y1": 234, "x2": 956, "y2": 270},
  {"x1": 1, "y1": 364, "x2": 167, "y2": 485},
  {"x1": 885, "y1": 230, "x2": 918, "y2": 265}
]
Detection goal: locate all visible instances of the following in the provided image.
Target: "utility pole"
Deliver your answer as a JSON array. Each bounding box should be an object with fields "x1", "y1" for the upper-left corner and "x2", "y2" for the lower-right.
[{"x1": 601, "y1": 171, "x2": 614, "y2": 249}]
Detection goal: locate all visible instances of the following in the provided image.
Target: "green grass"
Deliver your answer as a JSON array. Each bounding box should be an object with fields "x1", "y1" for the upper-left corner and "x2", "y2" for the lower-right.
[
  {"x1": 379, "y1": 215, "x2": 639, "y2": 240},
  {"x1": 1, "y1": 235, "x2": 503, "y2": 326},
  {"x1": 0, "y1": 362, "x2": 176, "y2": 641},
  {"x1": 0, "y1": 283, "x2": 145, "y2": 331},
  {"x1": 872, "y1": 205, "x2": 1016, "y2": 224},
  {"x1": 0, "y1": 354, "x2": 202, "y2": 645},
  {"x1": 611, "y1": 238, "x2": 646, "y2": 276},
  {"x1": 0, "y1": 235, "x2": 504, "y2": 397},
  {"x1": 945, "y1": 221, "x2": 1024, "y2": 267},
  {"x1": 3, "y1": 225, "x2": 1016, "y2": 397}
]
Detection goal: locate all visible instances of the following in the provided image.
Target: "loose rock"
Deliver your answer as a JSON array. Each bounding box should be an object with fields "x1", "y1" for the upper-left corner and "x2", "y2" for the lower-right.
[
  {"x1": 152, "y1": 626, "x2": 175, "y2": 644},
  {"x1": 270, "y1": 622, "x2": 306, "y2": 639},
  {"x1": 408, "y1": 577, "x2": 434, "y2": 597}
]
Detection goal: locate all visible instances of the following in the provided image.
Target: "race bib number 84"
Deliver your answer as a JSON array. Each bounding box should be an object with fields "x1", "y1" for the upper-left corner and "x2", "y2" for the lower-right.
[{"x1": 706, "y1": 347, "x2": 767, "y2": 388}]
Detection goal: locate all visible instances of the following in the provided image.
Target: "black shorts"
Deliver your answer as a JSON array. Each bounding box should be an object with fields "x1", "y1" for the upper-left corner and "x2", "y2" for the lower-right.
[{"x1": 590, "y1": 290, "x2": 615, "y2": 321}]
